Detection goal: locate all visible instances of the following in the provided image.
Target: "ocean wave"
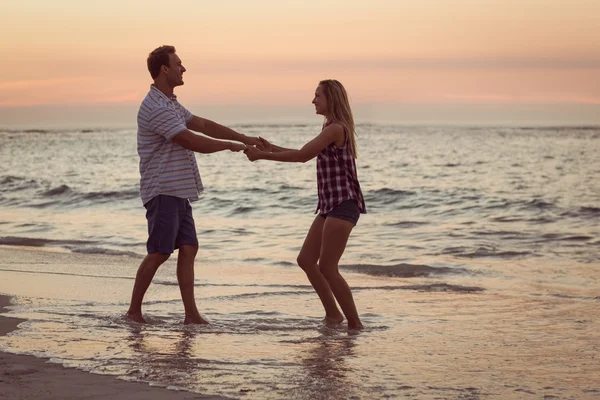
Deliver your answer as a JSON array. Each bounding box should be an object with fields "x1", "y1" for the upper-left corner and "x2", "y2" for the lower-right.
[
  {"x1": 0, "y1": 175, "x2": 41, "y2": 191},
  {"x1": 40, "y1": 185, "x2": 139, "y2": 202},
  {"x1": 0, "y1": 236, "x2": 96, "y2": 248},
  {"x1": 440, "y1": 246, "x2": 532, "y2": 259},
  {"x1": 0, "y1": 267, "x2": 132, "y2": 281},
  {"x1": 0, "y1": 128, "x2": 123, "y2": 135},
  {"x1": 209, "y1": 290, "x2": 311, "y2": 301},
  {"x1": 365, "y1": 188, "x2": 416, "y2": 198},
  {"x1": 41, "y1": 187, "x2": 138, "y2": 206},
  {"x1": 0, "y1": 237, "x2": 140, "y2": 258},
  {"x1": 230, "y1": 206, "x2": 256, "y2": 215},
  {"x1": 342, "y1": 263, "x2": 466, "y2": 278},
  {"x1": 561, "y1": 206, "x2": 600, "y2": 219},
  {"x1": 383, "y1": 221, "x2": 429, "y2": 228},
  {"x1": 67, "y1": 247, "x2": 141, "y2": 257},
  {"x1": 549, "y1": 293, "x2": 600, "y2": 301},
  {"x1": 435, "y1": 163, "x2": 461, "y2": 168},
  {"x1": 471, "y1": 230, "x2": 524, "y2": 237},
  {"x1": 352, "y1": 283, "x2": 484, "y2": 293},
  {"x1": 274, "y1": 261, "x2": 295, "y2": 267},
  {"x1": 536, "y1": 234, "x2": 594, "y2": 243},
  {"x1": 42, "y1": 184, "x2": 72, "y2": 196},
  {"x1": 532, "y1": 125, "x2": 600, "y2": 131},
  {"x1": 232, "y1": 123, "x2": 313, "y2": 129},
  {"x1": 520, "y1": 198, "x2": 556, "y2": 210},
  {"x1": 363, "y1": 188, "x2": 417, "y2": 207},
  {"x1": 401, "y1": 283, "x2": 484, "y2": 293},
  {"x1": 278, "y1": 184, "x2": 304, "y2": 191},
  {"x1": 1, "y1": 176, "x2": 140, "y2": 207}
]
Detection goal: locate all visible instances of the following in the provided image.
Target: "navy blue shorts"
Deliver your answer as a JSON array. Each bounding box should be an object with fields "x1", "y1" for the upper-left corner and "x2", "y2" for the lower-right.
[
  {"x1": 320, "y1": 199, "x2": 360, "y2": 226},
  {"x1": 144, "y1": 195, "x2": 198, "y2": 254}
]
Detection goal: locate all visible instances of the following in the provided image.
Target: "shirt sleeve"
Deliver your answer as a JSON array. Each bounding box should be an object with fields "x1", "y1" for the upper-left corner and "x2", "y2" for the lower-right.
[
  {"x1": 180, "y1": 104, "x2": 194, "y2": 123},
  {"x1": 148, "y1": 106, "x2": 188, "y2": 140}
]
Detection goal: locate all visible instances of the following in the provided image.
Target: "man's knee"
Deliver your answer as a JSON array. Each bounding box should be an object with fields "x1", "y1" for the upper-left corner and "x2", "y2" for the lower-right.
[
  {"x1": 143, "y1": 252, "x2": 170, "y2": 272},
  {"x1": 179, "y1": 244, "x2": 198, "y2": 257},
  {"x1": 148, "y1": 252, "x2": 171, "y2": 264}
]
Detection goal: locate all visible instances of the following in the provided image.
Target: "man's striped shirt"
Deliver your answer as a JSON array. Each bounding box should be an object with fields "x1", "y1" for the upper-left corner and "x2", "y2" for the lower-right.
[{"x1": 137, "y1": 85, "x2": 203, "y2": 205}]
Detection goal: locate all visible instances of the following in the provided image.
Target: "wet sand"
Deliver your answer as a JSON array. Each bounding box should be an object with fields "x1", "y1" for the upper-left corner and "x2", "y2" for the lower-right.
[
  {"x1": 0, "y1": 295, "x2": 226, "y2": 399},
  {"x1": 0, "y1": 246, "x2": 599, "y2": 399}
]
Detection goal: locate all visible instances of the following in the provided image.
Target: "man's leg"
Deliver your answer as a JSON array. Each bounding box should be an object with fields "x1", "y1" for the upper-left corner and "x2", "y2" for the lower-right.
[
  {"x1": 175, "y1": 200, "x2": 206, "y2": 324},
  {"x1": 127, "y1": 195, "x2": 179, "y2": 323},
  {"x1": 126, "y1": 252, "x2": 170, "y2": 323},
  {"x1": 177, "y1": 244, "x2": 208, "y2": 324}
]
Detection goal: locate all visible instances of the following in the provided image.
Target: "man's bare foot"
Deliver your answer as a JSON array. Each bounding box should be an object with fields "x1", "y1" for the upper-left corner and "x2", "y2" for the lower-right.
[
  {"x1": 125, "y1": 311, "x2": 147, "y2": 323},
  {"x1": 184, "y1": 315, "x2": 210, "y2": 325},
  {"x1": 323, "y1": 314, "x2": 344, "y2": 326},
  {"x1": 348, "y1": 321, "x2": 364, "y2": 330}
]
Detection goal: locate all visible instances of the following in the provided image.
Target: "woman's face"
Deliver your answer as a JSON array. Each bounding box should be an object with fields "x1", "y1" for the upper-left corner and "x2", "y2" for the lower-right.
[{"x1": 312, "y1": 85, "x2": 328, "y2": 116}]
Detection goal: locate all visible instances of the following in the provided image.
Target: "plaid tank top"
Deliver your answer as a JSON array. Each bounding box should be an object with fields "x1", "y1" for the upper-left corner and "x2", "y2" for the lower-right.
[{"x1": 315, "y1": 122, "x2": 367, "y2": 214}]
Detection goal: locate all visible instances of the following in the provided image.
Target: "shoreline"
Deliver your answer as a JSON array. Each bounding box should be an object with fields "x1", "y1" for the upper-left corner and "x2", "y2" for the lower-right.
[
  {"x1": 0, "y1": 296, "x2": 225, "y2": 399},
  {"x1": 1, "y1": 241, "x2": 598, "y2": 399}
]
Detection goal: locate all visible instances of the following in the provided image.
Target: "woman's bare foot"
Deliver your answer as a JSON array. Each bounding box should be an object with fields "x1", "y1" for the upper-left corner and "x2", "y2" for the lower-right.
[
  {"x1": 184, "y1": 314, "x2": 210, "y2": 325},
  {"x1": 125, "y1": 311, "x2": 147, "y2": 324}
]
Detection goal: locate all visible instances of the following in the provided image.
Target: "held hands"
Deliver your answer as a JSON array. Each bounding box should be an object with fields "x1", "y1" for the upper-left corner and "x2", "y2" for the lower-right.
[
  {"x1": 244, "y1": 135, "x2": 270, "y2": 151},
  {"x1": 244, "y1": 145, "x2": 262, "y2": 161},
  {"x1": 257, "y1": 136, "x2": 272, "y2": 152},
  {"x1": 240, "y1": 135, "x2": 275, "y2": 161},
  {"x1": 229, "y1": 143, "x2": 246, "y2": 152}
]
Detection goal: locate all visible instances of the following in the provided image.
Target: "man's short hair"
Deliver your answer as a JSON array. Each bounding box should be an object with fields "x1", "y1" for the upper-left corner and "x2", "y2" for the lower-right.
[{"x1": 147, "y1": 45, "x2": 176, "y2": 79}]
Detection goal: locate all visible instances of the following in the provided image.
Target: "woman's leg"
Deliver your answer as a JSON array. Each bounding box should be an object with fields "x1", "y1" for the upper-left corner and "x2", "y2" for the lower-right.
[
  {"x1": 319, "y1": 217, "x2": 363, "y2": 329},
  {"x1": 297, "y1": 215, "x2": 344, "y2": 323}
]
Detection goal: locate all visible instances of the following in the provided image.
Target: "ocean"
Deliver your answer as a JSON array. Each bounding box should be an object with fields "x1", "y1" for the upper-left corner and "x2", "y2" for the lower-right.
[{"x1": 0, "y1": 124, "x2": 599, "y2": 399}]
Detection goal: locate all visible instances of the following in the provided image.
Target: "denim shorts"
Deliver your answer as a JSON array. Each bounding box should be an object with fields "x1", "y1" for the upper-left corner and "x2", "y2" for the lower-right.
[
  {"x1": 319, "y1": 199, "x2": 360, "y2": 226},
  {"x1": 144, "y1": 195, "x2": 198, "y2": 254}
]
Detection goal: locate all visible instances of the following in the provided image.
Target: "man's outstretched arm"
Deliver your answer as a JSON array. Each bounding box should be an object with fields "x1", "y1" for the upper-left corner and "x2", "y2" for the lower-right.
[
  {"x1": 172, "y1": 129, "x2": 245, "y2": 154},
  {"x1": 187, "y1": 116, "x2": 261, "y2": 146}
]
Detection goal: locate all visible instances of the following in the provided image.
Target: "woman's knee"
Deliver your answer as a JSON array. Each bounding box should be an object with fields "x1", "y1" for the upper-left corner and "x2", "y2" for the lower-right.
[
  {"x1": 320, "y1": 265, "x2": 341, "y2": 281},
  {"x1": 296, "y1": 254, "x2": 317, "y2": 271}
]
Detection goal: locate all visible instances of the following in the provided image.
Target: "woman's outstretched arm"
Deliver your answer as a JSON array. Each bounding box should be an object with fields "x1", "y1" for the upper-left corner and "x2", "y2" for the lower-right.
[{"x1": 246, "y1": 125, "x2": 344, "y2": 163}]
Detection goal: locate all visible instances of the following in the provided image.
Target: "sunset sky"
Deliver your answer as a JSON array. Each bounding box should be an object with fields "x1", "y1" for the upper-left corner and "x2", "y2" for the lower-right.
[{"x1": 1, "y1": 0, "x2": 600, "y2": 126}]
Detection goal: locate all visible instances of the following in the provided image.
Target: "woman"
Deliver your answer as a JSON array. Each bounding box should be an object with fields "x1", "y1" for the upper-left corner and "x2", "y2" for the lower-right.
[{"x1": 244, "y1": 79, "x2": 366, "y2": 330}]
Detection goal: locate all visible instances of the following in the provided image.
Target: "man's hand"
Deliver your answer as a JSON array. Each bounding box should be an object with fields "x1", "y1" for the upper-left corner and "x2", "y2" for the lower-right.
[
  {"x1": 229, "y1": 143, "x2": 246, "y2": 152},
  {"x1": 244, "y1": 145, "x2": 262, "y2": 161},
  {"x1": 242, "y1": 135, "x2": 269, "y2": 151}
]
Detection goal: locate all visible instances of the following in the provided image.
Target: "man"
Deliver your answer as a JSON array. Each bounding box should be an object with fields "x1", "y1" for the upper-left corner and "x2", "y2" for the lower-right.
[{"x1": 126, "y1": 45, "x2": 262, "y2": 324}]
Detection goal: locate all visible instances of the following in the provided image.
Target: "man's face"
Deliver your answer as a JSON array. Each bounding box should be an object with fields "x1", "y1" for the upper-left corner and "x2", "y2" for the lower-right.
[{"x1": 165, "y1": 53, "x2": 186, "y2": 87}]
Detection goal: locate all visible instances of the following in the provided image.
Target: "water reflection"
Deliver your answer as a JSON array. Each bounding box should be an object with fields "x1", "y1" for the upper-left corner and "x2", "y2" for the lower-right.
[
  {"x1": 290, "y1": 330, "x2": 359, "y2": 400},
  {"x1": 124, "y1": 326, "x2": 203, "y2": 388}
]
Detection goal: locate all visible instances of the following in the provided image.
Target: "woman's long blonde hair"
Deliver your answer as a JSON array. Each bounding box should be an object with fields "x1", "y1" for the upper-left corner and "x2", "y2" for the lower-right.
[{"x1": 319, "y1": 79, "x2": 358, "y2": 158}]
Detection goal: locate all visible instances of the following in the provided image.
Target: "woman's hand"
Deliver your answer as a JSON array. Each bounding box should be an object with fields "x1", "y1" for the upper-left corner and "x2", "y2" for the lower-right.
[
  {"x1": 244, "y1": 145, "x2": 262, "y2": 161},
  {"x1": 258, "y1": 136, "x2": 272, "y2": 152}
]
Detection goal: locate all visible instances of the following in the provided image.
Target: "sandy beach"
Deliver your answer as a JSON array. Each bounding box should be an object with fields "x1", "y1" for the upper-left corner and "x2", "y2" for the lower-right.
[
  {"x1": 0, "y1": 294, "x2": 227, "y2": 399},
  {"x1": 0, "y1": 245, "x2": 599, "y2": 399}
]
